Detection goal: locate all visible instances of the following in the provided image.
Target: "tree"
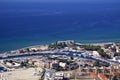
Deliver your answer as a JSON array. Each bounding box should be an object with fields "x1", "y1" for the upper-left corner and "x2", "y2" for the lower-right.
[
  {"x1": 81, "y1": 45, "x2": 101, "y2": 51},
  {"x1": 114, "y1": 53, "x2": 120, "y2": 56},
  {"x1": 70, "y1": 56, "x2": 74, "y2": 60},
  {"x1": 97, "y1": 49, "x2": 110, "y2": 58},
  {"x1": 25, "y1": 48, "x2": 30, "y2": 52},
  {"x1": 93, "y1": 61, "x2": 100, "y2": 67},
  {"x1": 80, "y1": 44, "x2": 110, "y2": 58},
  {"x1": 20, "y1": 61, "x2": 27, "y2": 67}
]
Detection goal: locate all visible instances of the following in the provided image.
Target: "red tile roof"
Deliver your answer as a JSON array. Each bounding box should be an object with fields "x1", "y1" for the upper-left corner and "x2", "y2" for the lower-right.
[{"x1": 98, "y1": 73, "x2": 108, "y2": 80}]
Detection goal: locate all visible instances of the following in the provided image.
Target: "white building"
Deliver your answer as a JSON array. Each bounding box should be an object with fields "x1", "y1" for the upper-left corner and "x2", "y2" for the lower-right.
[
  {"x1": 57, "y1": 40, "x2": 74, "y2": 46},
  {"x1": 6, "y1": 62, "x2": 20, "y2": 67},
  {"x1": 54, "y1": 72, "x2": 64, "y2": 80},
  {"x1": 92, "y1": 51, "x2": 100, "y2": 58},
  {"x1": 59, "y1": 62, "x2": 66, "y2": 68},
  {"x1": 30, "y1": 45, "x2": 48, "y2": 51}
]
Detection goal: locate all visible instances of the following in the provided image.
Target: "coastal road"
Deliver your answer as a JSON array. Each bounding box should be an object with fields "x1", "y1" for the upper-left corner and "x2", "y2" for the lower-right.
[{"x1": 91, "y1": 57, "x2": 120, "y2": 65}]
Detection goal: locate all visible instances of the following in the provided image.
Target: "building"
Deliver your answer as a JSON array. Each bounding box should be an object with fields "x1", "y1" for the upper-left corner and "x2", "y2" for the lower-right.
[
  {"x1": 92, "y1": 51, "x2": 100, "y2": 58},
  {"x1": 52, "y1": 62, "x2": 59, "y2": 69},
  {"x1": 59, "y1": 62, "x2": 67, "y2": 68},
  {"x1": 54, "y1": 72, "x2": 64, "y2": 80},
  {"x1": 57, "y1": 40, "x2": 74, "y2": 46},
  {"x1": 30, "y1": 45, "x2": 49, "y2": 51},
  {"x1": 98, "y1": 73, "x2": 108, "y2": 80}
]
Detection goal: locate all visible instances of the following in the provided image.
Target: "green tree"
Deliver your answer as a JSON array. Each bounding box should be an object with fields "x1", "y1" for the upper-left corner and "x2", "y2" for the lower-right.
[
  {"x1": 70, "y1": 56, "x2": 74, "y2": 60},
  {"x1": 26, "y1": 48, "x2": 30, "y2": 52},
  {"x1": 114, "y1": 53, "x2": 120, "y2": 56},
  {"x1": 93, "y1": 61, "x2": 100, "y2": 67},
  {"x1": 20, "y1": 61, "x2": 27, "y2": 67}
]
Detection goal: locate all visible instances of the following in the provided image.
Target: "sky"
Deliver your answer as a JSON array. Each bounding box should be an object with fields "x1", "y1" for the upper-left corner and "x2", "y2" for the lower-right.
[{"x1": 1, "y1": 0, "x2": 120, "y2": 3}]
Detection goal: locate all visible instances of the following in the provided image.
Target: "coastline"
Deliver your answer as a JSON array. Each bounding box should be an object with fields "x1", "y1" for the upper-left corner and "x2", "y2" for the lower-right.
[
  {"x1": 0, "y1": 39, "x2": 120, "y2": 54},
  {"x1": 0, "y1": 40, "x2": 120, "y2": 80},
  {"x1": 0, "y1": 39, "x2": 119, "y2": 54}
]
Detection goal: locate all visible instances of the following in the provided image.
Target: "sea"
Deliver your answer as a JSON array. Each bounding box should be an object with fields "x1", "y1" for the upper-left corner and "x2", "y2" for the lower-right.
[{"x1": 0, "y1": 1, "x2": 120, "y2": 52}]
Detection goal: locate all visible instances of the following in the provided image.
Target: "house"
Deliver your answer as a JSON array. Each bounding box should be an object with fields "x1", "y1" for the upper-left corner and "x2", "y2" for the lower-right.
[
  {"x1": 34, "y1": 61, "x2": 41, "y2": 67},
  {"x1": 57, "y1": 40, "x2": 74, "y2": 46},
  {"x1": 98, "y1": 73, "x2": 108, "y2": 80},
  {"x1": 52, "y1": 61, "x2": 59, "y2": 69},
  {"x1": 59, "y1": 62, "x2": 67, "y2": 68},
  {"x1": 30, "y1": 45, "x2": 49, "y2": 51},
  {"x1": 54, "y1": 72, "x2": 64, "y2": 80},
  {"x1": 92, "y1": 51, "x2": 100, "y2": 58},
  {"x1": 6, "y1": 62, "x2": 20, "y2": 67}
]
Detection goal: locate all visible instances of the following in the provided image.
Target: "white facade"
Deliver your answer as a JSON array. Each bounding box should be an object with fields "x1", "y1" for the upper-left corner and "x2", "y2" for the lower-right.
[
  {"x1": 59, "y1": 62, "x2": 66, "y2": 68},
  {"x1": 30, "y1": 45, "x2": 48, "y2": 51},
  {"x1": 54, "y1": 72, "x2": 64, "y2": 80},
  {"x1": 92, "y1": 51, "x2": 100, "y2": 57}
]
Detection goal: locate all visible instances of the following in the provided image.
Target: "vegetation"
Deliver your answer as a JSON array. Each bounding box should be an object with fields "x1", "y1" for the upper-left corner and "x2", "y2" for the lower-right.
[
  {"x1": 70, "y1": 56, "x2": 74, "y2": 60},
  {"x1": 93, "y1": 61, "x2": 109, "y2": 67},
  {"x1": 20, "y1": 60, "x2": 29, "y2": 67},
  {"x1": 20, "y1": 62, "x2": 27, "y2": 67},
  {"x1": 51, "y1": 57, "x2": 73, "y2": 64},
  {"x1": 51, "y1": 57, "x2": 78, "y2": 71},
  {"x1": 25, "y1": 48, "x2": 30, "y2": 52},
  {"x1": 93, "y1": 61, "x2": 100, "y2": 67},
  {"x1": 113, "y1": 77, "x2": 120, "y2": 80},
  {"x1": 114, "y1": 53, "x2": 120, "y2": 56},
  {"x1": 80, "y1": 45, "x2": 101, "y2": 51},
  {"x1": 49, "y1": 43, "x2": 110, "y2": 58},
  {"x1": 80, "y1": 45, "x2": 110, "y2": 58},
  {"x1": 97, "y1": 49, "x2": 110, "y2": 58}
]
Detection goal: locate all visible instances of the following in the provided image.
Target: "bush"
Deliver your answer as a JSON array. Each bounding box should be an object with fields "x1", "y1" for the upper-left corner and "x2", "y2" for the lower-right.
[
  {"x1": 114, "y1": 53, "x2": 120, "y2": 56},
  {"x1": 93, "y1": 61, "x2": 100, "y2": 67},
  {"x1": 80, "y1": 45, "x2": 101, "y2": 51}
]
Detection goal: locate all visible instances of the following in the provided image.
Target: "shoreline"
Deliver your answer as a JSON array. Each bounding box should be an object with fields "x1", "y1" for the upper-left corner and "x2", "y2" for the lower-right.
[{"x1": 0, "y1": 39, "x2": 120, "y2": 53}]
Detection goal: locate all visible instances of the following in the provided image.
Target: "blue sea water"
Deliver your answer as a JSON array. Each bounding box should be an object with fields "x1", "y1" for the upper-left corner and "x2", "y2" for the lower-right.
[{"x1": 0, "y1": 1, "x2": 120, "y2": 52}]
